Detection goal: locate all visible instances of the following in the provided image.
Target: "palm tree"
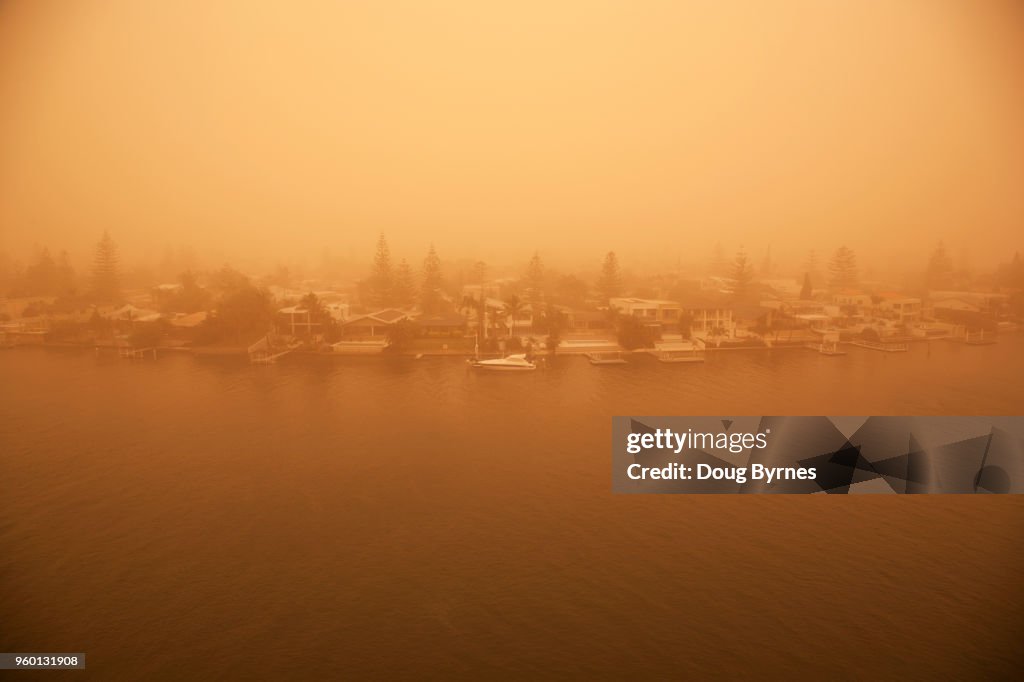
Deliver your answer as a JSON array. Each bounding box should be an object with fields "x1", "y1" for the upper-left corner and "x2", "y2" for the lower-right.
[
  {"x1": 461, "y1": 294, "x2": 486, "y2": 342},
  {"x1": 538, "y1": 303, "x2": 565, "y2": 355},
  {"x1": 501, "y1": 295, "x2": 525, "y2": 338},
  {"x1": 710, "y1": 324, "x2": 726, "y2": 347},
  {"x1": 299, "y1": 292, "x2": 329, "y2": 342}
]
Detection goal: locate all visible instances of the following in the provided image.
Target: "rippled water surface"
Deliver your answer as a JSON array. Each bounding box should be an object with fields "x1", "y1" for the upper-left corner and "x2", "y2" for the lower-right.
[{"x1": 2, "y1": 341, "x2": 1022, "y2": 679}]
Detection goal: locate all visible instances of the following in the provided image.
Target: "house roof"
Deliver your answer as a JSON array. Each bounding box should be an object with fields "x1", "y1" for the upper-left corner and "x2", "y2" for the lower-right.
[
  {"x1": 611, "y1": 298, "x2": 679, "y2": 307},
  {"x1": 170, "y1": 311, "x2": 208, "y2": 327},
  {"x1": 568, "y1": 310, "x2": 607, "y2": 322},
  {"x1": 105, "y1": 304, "x2": 162, "y2": 322},
  {"x1": 416, "y1": 314, "x2": 467, "y2": 327},
  {"x1": 373, "y1": 308, "x2": 408, "y2": 322},
  {"x1": 343, "y1": 309, "x2": 409, "y2": 325}
]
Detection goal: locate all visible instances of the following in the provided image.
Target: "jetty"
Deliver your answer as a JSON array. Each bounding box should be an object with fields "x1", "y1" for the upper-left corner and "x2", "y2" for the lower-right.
[
  {"x1": 804, "y1": 341, "x2": 846, "y2": 356},
  {"x1": 248, "y1": 335, "x2": 291, "y2": 364},
  {"x1": 649, "y1": 341, "x2": 705, "y2": 363},
  {"x1": 965, "y1": 330, "x2": 997, "y2": 346},
  {"x1": 118, "y1": 346, "x2": 158, "y2": 360},
  {"x1": 849, "y1": 339, "x2": 908, "y2": 352},
  {"x1": 804, "y1": 332, "x2": 845, "y2": 356},
  {"x1": 586, "y1": 351, "x2": 628, "y2": 365}
]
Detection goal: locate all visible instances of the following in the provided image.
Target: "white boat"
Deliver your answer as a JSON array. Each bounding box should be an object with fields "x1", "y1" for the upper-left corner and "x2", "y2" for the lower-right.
[{"x1": 469, "y1": 354, "x2": 537, "y2": 371}]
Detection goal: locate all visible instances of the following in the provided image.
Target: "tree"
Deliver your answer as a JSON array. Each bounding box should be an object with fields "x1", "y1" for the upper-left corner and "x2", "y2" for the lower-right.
[
  {"x1": 18, "y1": 248, "x2": 58, "y2": 296},
  {"x1": 678, "y1": 310, "x2": 693, "y2": 340},
  {"x1": 297, "y1": 292, "x2": 332, "y2": 339},
  {"x1": 996, "y1": 252, "x2": 1024, "y2": 289},
  {"x1": 828, "y1": 246, "x2": 858, "y2": 290},
  {"x1": 420, "y1": 245, "x2": 444, "y2": 314},
  {"x1": 760, "y1": 245, "x2": 774, "y2": 277},
  {"x1": 470, "y1": 261, "x2": 489, "y2": 284},
  {"x1": 56, "y1": 250, "x2": 76, "y2": 298},
  {"x1": 369, "y1": 233, "x2": 393, "y2": 307},
  {"x1": 925, "y1": 242, "x2": 954, "y2": 291},
  {"x1": 501, "y1": 294, "x2": 525, "y2": 337},
  {"x1": 212, "y1": 265, "x2": 251, "y2": 295},
  {"x1": 537, "y1": 303, "x2": 565, "y2": 354},
  {"x1": 708, "y1": 324, "x2": 727, "y2": 347},
  {"x1": 461, "y1": 294, "x2": 487, "y2": 341},
  {"x1": 731, "y1": 248, "x2": 754, "y2": 300},
  {"x1": 92, "y1": 231, "x2": 120, "y2": 302},
  {"x1": 384, "y1": 319, "x2": 418, "y2": 353},
  {"x1": 710, "y1": 242, "x2": 728, "y2": 276},
  {"x1": 597, "y1": 251, "x2": 622, "y2": 302},
  {"x1": 800, "y1": 272, "x2": 813, "y2": 300},
  {"x1": 554, "y1": 274, "x2": 589, "y2": 308},
  {"x1": 803, "y1": 249, "x2": 821, "y2": 287},
  {"x1": 616, "y1": 315, "x2": 654, "y2": 350},
  {"x1": 200, "y1": 286, "x2": 273, "y2": 343},
  {"x1": 269, "y1": 264, "x2": 292, "y2": 287},
  {"x1": 524, "y1": 251, "x2": 545, "y2": 308},
  {"x1": 393, "y1": 259, "x2": 417, "y2": 308},
  {"x1": 160, "y1": 270, "x2": 209, "y2": 313}
]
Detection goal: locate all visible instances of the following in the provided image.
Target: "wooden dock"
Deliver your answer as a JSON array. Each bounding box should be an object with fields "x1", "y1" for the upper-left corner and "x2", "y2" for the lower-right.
[
  {"x1": 804, "y1": 342, "x2": 846, "y2": 356},
  {"x1": 249, "y1": 350, "x2": 291, "y2": 364},
  {"x1": 117, "y1": 347, "x2": 158, "y2": 360},
  {"x1": 849, "y1": 340, "x2": 908, "y2": 352},
  {"x1": 965, "y1": 330, "x2": 997, "y2": 346},
  {"x1": 248, "y1": 334, "x2": 293, "y2": 364},
  {"x1": 649, "y1": 350, "x2": 705, "y2": 363},
  {"x1": 586, "y1": 351, "x2": 628, "y2": 365}
]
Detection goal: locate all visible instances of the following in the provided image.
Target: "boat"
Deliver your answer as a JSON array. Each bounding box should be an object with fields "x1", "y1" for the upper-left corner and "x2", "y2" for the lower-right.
[{"x1": 469, "y1": 354, "x2": 537, "y2": 371}]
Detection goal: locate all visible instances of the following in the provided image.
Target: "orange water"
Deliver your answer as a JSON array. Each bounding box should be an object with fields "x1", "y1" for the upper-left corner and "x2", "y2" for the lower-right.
[{"x1": 2, "y1": 343, "x2": 1022, "y2": 679}]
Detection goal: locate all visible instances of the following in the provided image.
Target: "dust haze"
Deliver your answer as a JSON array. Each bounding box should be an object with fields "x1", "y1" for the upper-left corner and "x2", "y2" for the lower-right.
[{"x1": 1, "y1": 0, "x2": 1022, "y2": 273}]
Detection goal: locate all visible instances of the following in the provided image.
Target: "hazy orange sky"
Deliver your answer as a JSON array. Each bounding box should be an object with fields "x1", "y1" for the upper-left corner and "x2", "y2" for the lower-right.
[{"x1": 1, "y1": 0, "x2": 1022, "y2": 272}]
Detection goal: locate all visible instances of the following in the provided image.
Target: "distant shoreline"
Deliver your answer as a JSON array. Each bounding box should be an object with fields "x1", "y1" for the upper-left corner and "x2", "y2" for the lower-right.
[{"x1": 11, "y1": 335, "x2": 994, "y2": 360}]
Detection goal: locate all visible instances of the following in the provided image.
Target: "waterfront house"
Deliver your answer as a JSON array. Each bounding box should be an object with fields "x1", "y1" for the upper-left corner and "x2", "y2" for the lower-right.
[
  {"x1": 875, "y1": 294, "x2": 922, "y2": 324},
  {"x1": 325, "y1": 302, "x2": 350, "y2": 322},
  {"x1": 415, "y1": 313, "x2": 468, "y2": 337},
  {"x1": 277, "y1": 305, "x2": 322, "y2": 337},
  {"x1": 833, "y1": 289, "x2": 872, "y2": 309},
  {"x1": 609, "y1": 298, "x2": 681, "y2": 340},
  {"x1": 0, "y1": 318, "x2": 50, "y2": 345},
  {"x1": 170, "y1": 311, "x2": 208, "y2": 328},
  {"x1": 609, "y1": 298, "x2": 681, "y2": 324},
  {"x1": 104, "y1": 304, "x2": 162, "y2": 323},
  {"x1": 674, "y1": 293, "x2": 736, "y2": 339},
  {"x1": 930, "y1": 291, "x2": 1008, "y2": 317},
  {"x1": 562, "y1": 309, "x2": 609, "y2": 333}
]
